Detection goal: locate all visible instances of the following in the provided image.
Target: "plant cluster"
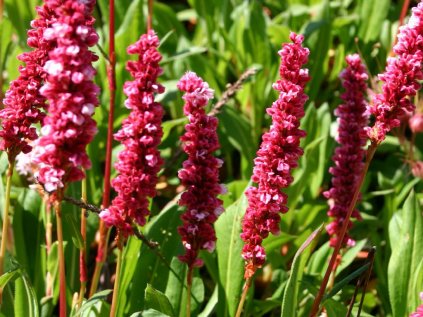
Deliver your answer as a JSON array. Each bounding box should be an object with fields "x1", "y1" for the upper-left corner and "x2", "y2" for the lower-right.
[{"x1": 0, "y1": 0, "x2": 422, "y2": 317}]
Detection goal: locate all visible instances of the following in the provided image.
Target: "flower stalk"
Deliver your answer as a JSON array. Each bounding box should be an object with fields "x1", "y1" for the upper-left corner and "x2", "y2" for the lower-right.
[
  {"x1": 309, "y1": 141, "x2": 377, "y2": 317},
  {"x1": 55, "y1": 199, "x2": 67, "y2": 317},
  {"x1": 91, "y1": 0, "x2": 116, "y2": 296},
  {"x1": 78, "y1": 176, "x2": 88, "y2": 307},
  {"x1": 109, "y1": 234, "x2": 123, "y2": 317},
  {"x1": 235, "y1": 277, "x2": 252, "y2": 317},
  {"x1": 0, "y1": 161, "x2": 14, "y2": 303}
]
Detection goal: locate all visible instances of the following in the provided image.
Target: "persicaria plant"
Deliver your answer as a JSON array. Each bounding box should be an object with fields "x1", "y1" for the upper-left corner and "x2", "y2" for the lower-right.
[{"x1": 0, "y1": 1, "x2": 422, "y2": 317}]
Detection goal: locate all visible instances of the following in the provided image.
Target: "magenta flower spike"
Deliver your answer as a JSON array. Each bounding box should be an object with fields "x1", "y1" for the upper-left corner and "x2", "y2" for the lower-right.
[
  {"x1": 365, "y1": 1, "x2": 423, "y2": 143},
  {"x1": 177, "y1": 71, "x2": 225, "y2": 268},
  {"x1": 99, "y1": 30, "x2": 165, "y2": 237},
  {"x1": 0, "y1": 1, "x2": 60, "y2": 160},
  {"x1": 34, "y1": 0, "x2": 99, "y2": 197},
  {"x1": 241, "y1": 33, "x2": 310, "y2": 279},
  {"x1": 324, "y1": 54, "x2": 369, "y2": 248}
]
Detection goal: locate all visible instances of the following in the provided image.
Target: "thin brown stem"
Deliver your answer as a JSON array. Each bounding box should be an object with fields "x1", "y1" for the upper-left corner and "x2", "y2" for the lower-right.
[
  {"x1": 55, "y1": 200, "x2": 67, "y2": 317},
  {"x1": 356, "y1": 248, "x2": 376, "y2": 317},
  {"x1": 0, "y1": 161, "x2": 14, "y2": 303},
  {"x1": 208, "y1": 67, "x2": 258, "y2": 117},
  {"x1": 309, "y1": 142, "x2": 378, "y2": 317},
  {"x1": 110, "y1": 234, "x2": 123, "y2": 317},
  {"x1": 92, "y1": 0, "x2": 116, "y2": 296},
  {"x1": 147, "y1": 0, "x2": 153, "y2": 32},
  {"x1": 235, "y1": 277, "x2": 252, "y2": 317}
]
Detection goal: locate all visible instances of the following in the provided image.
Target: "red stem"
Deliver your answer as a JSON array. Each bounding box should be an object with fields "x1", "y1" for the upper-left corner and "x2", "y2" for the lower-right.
[
  {"x1": 390, "y1": 0, "x2": 411, "y2": 56},
  {"x1": 91, "y1": 0, "x2": 116, "y2": 295},
  {"x1": 309, "y1": 142, "x2": 377, "y2": 317},
  {"x1": 147, "y1": 0, "x2": 153, "y2": 31}
]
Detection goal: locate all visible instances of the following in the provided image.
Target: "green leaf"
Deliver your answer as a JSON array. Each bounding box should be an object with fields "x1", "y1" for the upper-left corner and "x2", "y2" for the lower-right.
[
  {"x1": 215, "y1": 195, "x2": 247, "y2": 317},
  {"x1": 388, "y1": 190, "x2": 423, "y2": 316},
  {"x1": 358, "y1": 0, "x2": 390, "y2": 42},
  {"x1": 281, "y1": 224, "x2": 323, "y2": 317},
  {"x1": 0, "y1": 269, "x2": 20, "y2": 288},
  {"x1": 137, "y1": 309, "x2": 170, "y2": 317},
  {"x1": 198, "y1": 286, "x2": 218, "y2": 317},
  {"x1": 324, "y1": 299, "x2": 348, "y2": 317},
  {"x1": 13, "y1": 270, "x2": 39, "y2": 317},
  {"x1": 74, "y1": 289, "x2": 112, "y2": 316},
  {"x1": 324, "y1": 263, "x2": 370, "y2": 301},
  {"x1": 145, "y1": 284, "x2": 175, "y2": 317}
]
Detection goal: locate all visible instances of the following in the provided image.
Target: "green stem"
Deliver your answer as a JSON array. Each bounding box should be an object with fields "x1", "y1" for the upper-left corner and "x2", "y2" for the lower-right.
[
  {"x1": 186, "y1": 266, "x2": 193, "y2": 317},
  {"x1": 78, "y1": 177, "x2": 87, "y2": 309},
  {"x1": 0, "y1": 161, "x2": 14, "y2": 303},
  {"x1": 309, "y1": 142, "x2": 377, "y2": 317},
  {"x1": 110, "y1": 234, "x2": 123, "y2": 317},
  {"x1": 235, "y1": 277, "x2": 252, "y2": 317},
  {"x1": 55, "y1": 200, "x2": 67, "y2": 317},
  {"x1": 45, "y1": 197, "x2": 53, "y2": 297}
]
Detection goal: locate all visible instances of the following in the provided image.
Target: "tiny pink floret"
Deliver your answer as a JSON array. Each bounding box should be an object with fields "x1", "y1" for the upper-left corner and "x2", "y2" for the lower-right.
[
  {"x1": 100, "y1": 30, "x2": 164, "y2": 237},
  {"x1": 241, "y1": 32, "x2": 310, "y2": 279},
  {"x1": 177, "y1": 71, "x2": 224, "y2": 268}
]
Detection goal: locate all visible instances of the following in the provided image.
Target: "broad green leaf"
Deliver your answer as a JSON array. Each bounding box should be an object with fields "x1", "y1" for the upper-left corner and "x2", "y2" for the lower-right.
[
  {"x1": 281, "y1": 224, "x2": 323, "y2": 317},
  {"x1": 388, "y1": 190, "x2": 422, "y2": 316},
  {"x1": 215, "y1": 195, "x2": 247, "y2": 317},
  {"x1": 13, "y1": 270, "x2": 39, "y2": 317},
  {"x1": 145, "y1": 284, "x2": 175, "y2": 317}
]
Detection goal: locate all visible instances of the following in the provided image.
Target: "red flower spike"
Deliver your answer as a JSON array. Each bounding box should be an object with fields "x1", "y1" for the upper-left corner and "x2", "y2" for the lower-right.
[
  {"x1": 324, "y1": 54, "x2": 369, "y2": 248},
  {"x1": 99, "y1": 30, "x2": 164, "y2": 237},
  {"x1": 241, "y1": 33, "x2": 310, "y2": 279},
  {"x1": 0, "y1": 0, "x2": 61, "y2": 160},
  {"x1": 366, "y1": 1, "x2": 423, "y2": 143},
  {"x1": 177, "y1": 71, "x2": 225, "y2": 268},
  {"x1": 34, "y1": 0, "x2": 99, "y2": 197}
]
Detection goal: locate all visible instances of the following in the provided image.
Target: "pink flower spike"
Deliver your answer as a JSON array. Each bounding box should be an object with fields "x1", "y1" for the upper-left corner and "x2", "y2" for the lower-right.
[
  {"x1": 241, "y1": 32, "x2": 310, "y2": 279},
  {"x1": 34, "y1": 0, "x2": 99, "y2": 200},
  {"x1": 324, "y1": 54, "x2": 369, "y2": 248},
  {"x1": 0, "y1": 1, "x2": 61, "y2": 160},
  {"x1": 100, "y1": 30, "x2": 164, "y2": 237},
  {"x1": 365, "y1": 1, "x2": 423, "y2": 143},
  {"x1": 177, "y1": 71, "x2": 224, "y2": 268}
]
